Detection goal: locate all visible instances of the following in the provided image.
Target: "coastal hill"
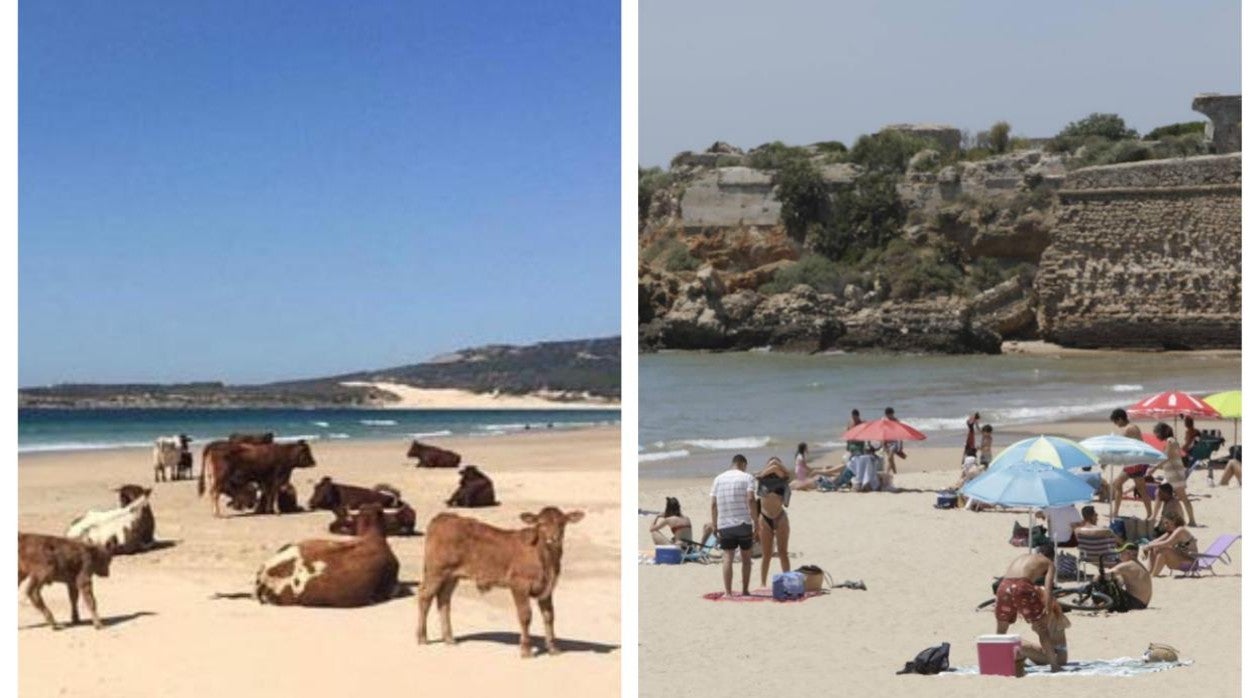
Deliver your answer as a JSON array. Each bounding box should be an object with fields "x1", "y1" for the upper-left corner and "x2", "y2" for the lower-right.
[
  {"x1": 19, "y1": 337, "x2": 621, "y2": 408},
  {"x1": 640, "y1": 94, "x2": 1241, "y2": 354}
]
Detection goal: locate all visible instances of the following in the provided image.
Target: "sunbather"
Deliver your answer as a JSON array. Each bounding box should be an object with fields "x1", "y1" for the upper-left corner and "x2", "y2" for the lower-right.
[
  {"x1": 754, "y1": 457, "x2": 792, "y2": 586},
  {"x1": 950, "y1": 455, "x2": 985, "y2": 491},
  {"x1": 1150, "y1": 483, "x2": 1185, "y2": 534},
  {"x1": 1141, "y1": 513, "x2": 1198, "y2": 577},
  {"x1": 791, "y1": 442, "x2": 842, "y2": 490},
  {"x1": 1106, "y1": 543, "x2": 1151, "y2": 610},
  {"x1": 650, "y1": 496, "x2": 714, "y2": 551},
  {"x1": 1219, "y1": 458, "x2": 1242, "y2": 486}
]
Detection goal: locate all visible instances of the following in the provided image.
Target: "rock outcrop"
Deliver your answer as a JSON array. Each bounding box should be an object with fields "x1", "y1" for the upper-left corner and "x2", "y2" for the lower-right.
[{"x1": 1192, "y1": 93, "x2": 1241, "y2": 155}]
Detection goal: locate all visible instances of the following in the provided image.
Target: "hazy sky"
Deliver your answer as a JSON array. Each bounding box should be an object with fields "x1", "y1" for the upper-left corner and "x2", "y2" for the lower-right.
[
  {"x1": 20, "y1": 1, "x2": 620, "y2": 386},
  {"x1": 641, "y1": 0, "x2": 1241, "y2": 166}
]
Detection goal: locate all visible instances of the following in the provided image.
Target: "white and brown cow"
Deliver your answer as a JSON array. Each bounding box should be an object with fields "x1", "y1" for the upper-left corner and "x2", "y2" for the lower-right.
[{"x1": 65, "y1": 486, "x2": 155, "y2": 555}]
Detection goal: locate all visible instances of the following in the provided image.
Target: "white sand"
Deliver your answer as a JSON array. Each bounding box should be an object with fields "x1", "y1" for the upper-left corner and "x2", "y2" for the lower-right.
[{"x1": 342, "y1": 381, "x2": 620, "y2": 410}]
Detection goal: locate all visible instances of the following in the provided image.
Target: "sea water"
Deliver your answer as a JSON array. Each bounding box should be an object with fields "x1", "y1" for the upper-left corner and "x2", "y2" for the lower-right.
[
  {"x1": 18, "y1": 407, "x2": 620, "y2": 454},
  {"x1": 640, "y1": 351, "x2": 1240, "y2": 477}
]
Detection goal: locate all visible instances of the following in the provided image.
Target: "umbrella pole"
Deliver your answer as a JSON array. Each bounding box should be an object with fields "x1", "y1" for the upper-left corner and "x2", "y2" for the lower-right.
[{"x1": 1028, "y1": 509, "x2": 1035, "y2": 554}]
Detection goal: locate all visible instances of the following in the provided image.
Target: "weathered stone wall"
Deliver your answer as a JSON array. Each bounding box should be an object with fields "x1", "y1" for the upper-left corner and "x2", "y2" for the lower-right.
[
  {"x1": 679, "y1": 167, "x2": 781, "y2": 229},
  {"x1": 1036, "y1": 154, "x2": 1241, "y2": 349}
]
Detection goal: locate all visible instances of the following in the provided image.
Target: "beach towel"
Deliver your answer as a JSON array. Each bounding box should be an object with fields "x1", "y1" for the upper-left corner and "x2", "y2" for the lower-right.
[
  {"x1": 701, "y1": 591, "x2": 822, "y2": 603},
  {"x1": 942, "y1": 657, "x2": 1192, "y2": 678}
]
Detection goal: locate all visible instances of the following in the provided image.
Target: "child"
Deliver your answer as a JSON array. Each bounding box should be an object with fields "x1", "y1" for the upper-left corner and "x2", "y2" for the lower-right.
[{"x1": 979, "y1": 424, "x2": 994, "y2": 466}]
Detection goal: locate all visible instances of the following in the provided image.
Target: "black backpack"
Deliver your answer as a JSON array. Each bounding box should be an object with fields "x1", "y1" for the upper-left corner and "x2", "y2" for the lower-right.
[{"x1": 897, "y1": 642, "x2": 951, "y2": 675}]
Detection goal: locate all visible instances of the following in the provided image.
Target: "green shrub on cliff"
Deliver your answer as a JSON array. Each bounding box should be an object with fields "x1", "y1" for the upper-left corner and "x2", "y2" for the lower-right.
[
  {"x1": 1050, "y1": 113, "x2": 1138, "y2": 153},
  {"x1": 814, "y1": 171, "x2": 906, "y2": 260},
  {"x1": 862, "y1": 238, "x2": 964, "y2": 301},
  {"x1": 641, "y1": 234, "x2": 698, "y2": 272},
  {"x1": 775, "y1": 157, "x2": 831, "y2": 245},
  {"x1": 1144, "y1": 121, "x2": 1206, "y2": 140},
  {"x1": 639, "y1": 167, "x2": 674, "y2": 220},
  {"x1": 849, "y1": 131, "x2": 933, "y2": 173},
  {"x1": 746, "y1": 141, "x2": 809, "y2": 170},
  {"x1": 987, "y1": 122, "x2": 1011, "y2": 154},
  {"x1": 759, "y1": 254, "x2": 850, "y2": 295}
]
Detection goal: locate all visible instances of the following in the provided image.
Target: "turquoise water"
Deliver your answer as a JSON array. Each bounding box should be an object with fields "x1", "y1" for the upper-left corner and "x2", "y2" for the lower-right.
[
  {"x1": 18, "y1": 407, "x2": 620, "y2": 454},
  {"x1": 640, "y1": 351, "x2": 1241, "y2": 476}
]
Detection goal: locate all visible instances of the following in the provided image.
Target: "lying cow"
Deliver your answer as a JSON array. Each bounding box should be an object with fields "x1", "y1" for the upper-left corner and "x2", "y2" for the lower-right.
[
  {"x1": 447, "y1": 465, "x2": 498, "y2": 507},
  {"x1": 407, "y1": 440, "x2": 461, "y2": 469},
  {"x1": 65, "y1": 486, "x2": 155, "y2": 555},
  {"x1": 328, "y1": 503, "x2": 416, "y2": 536},
  {"x1": 255, "y1": 503, "x2": 398, "y2": 607},
  {"x1": 18, "y1": 532, "x2": 111, "y2": 630},
  {"x1": 224, "y1": 482, "x2": 301, "y2": 514},
  {"x1": 307, "y1": 477, "x2": 403, "y2": 511},
  {"x1": 200, "y1": 440, "x2": 315, "y2": 516},
  {"x1": 153, "y1": 434, "x2": 191, "y2": 482},
  {"x1": 417, "y1": 507, "x2": 584, "y2": 657}
]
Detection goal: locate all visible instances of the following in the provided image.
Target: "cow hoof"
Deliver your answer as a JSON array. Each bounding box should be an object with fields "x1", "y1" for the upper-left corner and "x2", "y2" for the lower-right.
[
  {"x1": 547, "y1": 644, "x2": 561, "y2": 656},
  {"x1": 520, "y1": 645, "x2": 533, "y2": 658}
]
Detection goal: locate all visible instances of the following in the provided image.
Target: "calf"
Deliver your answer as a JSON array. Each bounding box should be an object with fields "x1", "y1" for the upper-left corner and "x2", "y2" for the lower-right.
[
  {"x1": 446, "y1": 465, "x2": 498, "y2": 507},
  {"x1": 417, "y1": 507, "x2": 584, "y2": 657},
  {"x1": 255, "y1": 504, "x2": 398, "y2": 607},
  {"x1": 17, "y1": 533, "x2": 112, "y2": 630},
  {"x1": 65, "y1": 487, "x2": 155, "y2": 554},
  {"x1": 328, "y1": 503, "x2": 416, "y2": 536},
  {"x1": 307, "y1": 477, "x2": 403, "y2": 511},
  {"x1": 407, "y1": 440, "x2": 461, "y2": 469}
]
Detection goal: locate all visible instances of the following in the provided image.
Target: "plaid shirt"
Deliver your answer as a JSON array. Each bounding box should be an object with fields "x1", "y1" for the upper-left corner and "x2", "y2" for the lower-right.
[{"x1": 710, "y1": 468, "x2": 754, "y2": 529}]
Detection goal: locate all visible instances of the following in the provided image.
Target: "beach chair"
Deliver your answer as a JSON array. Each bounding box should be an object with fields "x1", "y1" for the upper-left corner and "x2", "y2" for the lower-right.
[
  {"x1": 1074, "y1": 528, "x2": 1120, "y2": 581},
  {"x1": 1183, "y1": 437, "x2": 1223, "y2": 482},
  {"x1": 1176, "y1": 534, "x2": 1241, "y2": 578}
]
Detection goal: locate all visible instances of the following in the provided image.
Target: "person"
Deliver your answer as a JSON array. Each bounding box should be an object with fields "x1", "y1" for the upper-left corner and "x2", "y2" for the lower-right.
[
  {"x1": 754, "y1": 456, "x2": 792, "y2": 587},
  {"x1": 1141, "y1": 512, "x2": 1198, "y2": 577},
  {"x1": 1072, "y1": 505, "x2": 1100, "y2": 531},
  {"x1": 846, "y1": 409, "x2": 865, "y2": 456},
  {"x1": 1150, "y1": 482, "x2": 1185, "y2": 535},
  {"x1": 995, "y1": 544, "x2": 1064, "y2": 672},
  {"x1": 1148, "y1": 422, "x2": 1196, "y2": 526},
  {"x1": 964, "y1": 412, "x2": 980, "y2": 459},
  {"x1": 950, "y1": 454, "x2": 984, "y2": 491},
  {"x1": 882, "y1": 406, "x2": 903, "y2": 475},
  {"x1": 1108, "y1": 408, "x2": 1153, "y2": 520},
  {"x1": 1181, "y1": 415, "x2": 1199, "y2": 464},
  {"x1": 710, "y1": 454, "x2": 757, "y2": 595},
  {"x1": 1106, "y1": 543, "x2": 1151, "y2": 611},
  {"x1": 1218, "y1": 457, "x2": 1242, "y2": 486},
  {"x1": 791, "y1": 442, "x2": 840, "y2": 491},
  {"x1": 1042, "y1": 505, "x2": 1082, "y2": 548},
  {"x1": 979, "y1": 424, "x2": 994, "y2": 465},
  {"x1": 649, "y1": 497, "x2": 713, "y2": 550}
]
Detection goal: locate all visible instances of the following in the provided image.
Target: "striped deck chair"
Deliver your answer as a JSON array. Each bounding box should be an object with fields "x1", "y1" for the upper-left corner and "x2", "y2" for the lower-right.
[
  {"x1": 1176, "y1": 534, "x2": 1241, "y2": 578},
  {"x1": 1075, "y1": 528, "x2": 1120, "y2": 581}
]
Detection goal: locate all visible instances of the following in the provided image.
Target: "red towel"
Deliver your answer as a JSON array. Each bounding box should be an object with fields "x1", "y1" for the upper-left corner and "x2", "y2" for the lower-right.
[{"x1": 702, "y1": 591, "x2": 819, "y2": 603}]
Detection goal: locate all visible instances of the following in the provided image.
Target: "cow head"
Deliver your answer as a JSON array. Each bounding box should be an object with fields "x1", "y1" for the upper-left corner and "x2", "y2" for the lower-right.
[
  {"x1": 115, "y1": 485, "x2": 152, "y2": 506},
  {"x1": 519, "y1": 507, "x2": 584, "y2": 552},
  {"x1": 406, "y1": 441, "x2": 425, "y2": 458},
  {"x1": 291, "y1": 441, "x2": 316, "y2": 468},
  {"x1": 459, "y1": 465, "x2": 484, "y2": 484},
  {"x1": 87, "y1": 545, "x2": 112, "y2": 578},
  {"x1": 308, "y1": 477, "x2": 338, "y2": 509},
  {"x1": 355, "y1": 503, "x2": 386, "y2": 538}
]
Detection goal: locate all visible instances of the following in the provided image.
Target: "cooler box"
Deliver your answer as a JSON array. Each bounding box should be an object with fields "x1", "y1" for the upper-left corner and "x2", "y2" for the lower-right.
[
  {"x1": 935, "y1": 491, "x2": 958, "y2": 509},
  {"x1": 654, "y1": 545, "x2": 683, "y2": 565},
  {"x1": 977, "y1": 634, "x2": 1021, "y2": 677}
]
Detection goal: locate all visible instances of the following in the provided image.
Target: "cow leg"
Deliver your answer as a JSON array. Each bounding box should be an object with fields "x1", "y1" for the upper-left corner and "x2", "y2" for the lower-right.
[
  {"x1": 436, "y1": 578, "x2": 458, "y2": 646},
  {"x1": 67, "y1": 582, "x2": 80, "y2": 625},
  {"x1": 511, "y1": 587, "x2": 534, "y2": 658},
  {"x1": 538, "y1": 596, "x2": 559, "y2": 655},
  {"x1": 26, "y1": 581, "x2": 58, "y2": 630},
  {"x1": 416, "y1": 576, "x2": 438, "y2": 644},
  {"x1": 79, "y1": 578, "x2": 102, "y2": 629}
]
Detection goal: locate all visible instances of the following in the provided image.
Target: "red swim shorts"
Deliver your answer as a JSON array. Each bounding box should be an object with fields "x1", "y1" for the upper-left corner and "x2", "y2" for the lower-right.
[{"x1": 995, "y1": 578, "x2": 1045, "y2": 624}]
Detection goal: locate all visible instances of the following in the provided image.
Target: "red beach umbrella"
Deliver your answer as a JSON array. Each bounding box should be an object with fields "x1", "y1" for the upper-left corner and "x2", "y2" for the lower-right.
[
  {"x1": 1141, "y1": 433, "x2": 1167, "y2": 453},
  {"x1": 1128, "y1": 390, "x2": 1220, "y2": 420},
  {"x1": 843, "y1": 418, "x2": 928, "y2": 442}
]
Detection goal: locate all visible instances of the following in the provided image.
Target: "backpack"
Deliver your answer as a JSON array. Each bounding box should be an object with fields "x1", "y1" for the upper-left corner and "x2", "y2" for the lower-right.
[
  {"x1": 896, "y1": 642, "x2": 951, "y2": 675},
  {"x1": 771, "y1": 571, "x2": 806, "y2": 600},
  {"x1": 1056, "y1": 552, "x2": 1079, "y2": 581}
]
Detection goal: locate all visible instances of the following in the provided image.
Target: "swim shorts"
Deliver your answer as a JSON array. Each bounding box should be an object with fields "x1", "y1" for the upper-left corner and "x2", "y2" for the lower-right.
[
  {"x1": 1124, "y1": 594, "x2": 1148, "y2": 611},
  {"x1": 995, "y1": 578, "x2": 1046, "y2": 624},
  {"x1": 1123, "y1": 464, "x2": 1148, "y2": 478},
  {"x1": 717, "y1": 523, "x2": 754, "y2": 551}
]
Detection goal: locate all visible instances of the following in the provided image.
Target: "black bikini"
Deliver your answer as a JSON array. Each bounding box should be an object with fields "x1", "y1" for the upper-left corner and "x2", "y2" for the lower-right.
[{"x1": 757, "y1": 475, "x2": 789, "y2": 528}]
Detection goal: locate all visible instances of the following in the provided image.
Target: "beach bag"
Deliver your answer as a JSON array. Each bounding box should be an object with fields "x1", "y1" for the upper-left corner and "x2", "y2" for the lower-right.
[
  {"x1": 1109, "y1": 517, "x2": 1127, "y2": 540},
  {"x1": 935, "y1": 491, "x2": 957, "y2": 509},
  {"x1": 896, "y1": 642, "x2": 951, "y2": 675},
  {"x1": 771, "y1": 571, "x2": 805, "y2": 600},
  {"x1": 1144, "y1": 643, "x2": 1179, "y2": 662},
  {"x1": 1056, "y1": 552, "x2": 1079, "y2": 581},
  {"x1": 796, "y1": 564, "x2": 826, "y2": 593}
]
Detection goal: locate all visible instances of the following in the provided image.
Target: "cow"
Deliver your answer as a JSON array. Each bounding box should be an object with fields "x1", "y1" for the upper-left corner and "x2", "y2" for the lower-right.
[
  {"x1": 446, "y1": 465, "x2": 498, "y2": 508},
  {"x1": 175, "y1": 447, "x2": 193, "y2": 481},
  {"x1": 307, "y1": 477, "x2": 403, "y2": 511},
  {"x1": 199, "y1": 441, "x2": 316, "y2": 516},
  {"x1": 255, "y1": 503, "x2": 398, "y2": 607},
  {"x1": 65, "y1": 486, "x2": 155, "y2": 555},
  {"x1": 153, "y1": 434, "x2": 192, "y2": 482},
  {"x1": 328, "y1": 503, "x2": 416, "y2": 536},
  {"x1": 417, "y1": 507, "x2": 584, "y2": 657},
  {"x1": 229, "y1": 432, "x2": 275, "y2": 445},
  {"x1": 18, "y1": 532, "x2": 112, "y2": 630},
  {"x1": 223, "y1": 481, "x2": 300, "y2": 514},
  {"x1": 407, "y1": 441, "x2": 461, "y2": 469}
]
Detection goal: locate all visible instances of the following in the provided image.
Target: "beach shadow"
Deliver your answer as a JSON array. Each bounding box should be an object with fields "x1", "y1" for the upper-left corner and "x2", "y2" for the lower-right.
[
  {"x1": 394, "y1": 581, "x2": 419, "y2": 598},
  {"x1": 453, "y1": 632, "x2": 619, "y2": 655},
  {"x1": 143, "y1": 540, "x2": 178, "y2": 553},
  {"x1": 20, "y1": 611, "x2": 156, "y2": 631},
  {"x1": 210, "y1": 591, "x2": 254, "y2": 601}
]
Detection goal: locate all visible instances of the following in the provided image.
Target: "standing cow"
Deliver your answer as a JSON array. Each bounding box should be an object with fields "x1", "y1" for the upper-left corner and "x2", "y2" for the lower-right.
[
  {"x1": 407, "y1": 441, "x2": 461, "y2": 469},
  {"x1": 417, "y1": 507, "x2": 584, "y2": 657},
  {"x1": 18, "y1": 533, "x2": 112, "y2": 630},
  {"x1": 153, "y1": 434, "x2": 192, "y2": 482},
  {"x1": 199, "y1": 440, "x2": 316, "y2": 516}
]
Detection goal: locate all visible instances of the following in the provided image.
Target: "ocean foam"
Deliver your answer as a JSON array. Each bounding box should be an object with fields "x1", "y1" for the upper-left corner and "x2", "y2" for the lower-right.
[
  {"x1": 327, "y1": 433, "x2": 351, "y2": 439},
  {"x1": 1111, "y1": 384, "x2": 1145, "y2": 393},
  {"x1": 639, "y1": 449, "x2": 692, "y2": 463},
  {"x1": 275, "y1": 434, "x2": 321, "y2": 442},
  {"x1": 409, "y1": 430, "x2": 453, "y2": 439},
  {"x1": 18, "y1": 441, "x2": 151, "y2": 454},
  {"x1": 311, "y1": 421, "x2": 330, "y2": 427},
  {"x1": 359, "y1": 419, "x2": 398, "y2": 426},
  {"x1": 679, "y1": 436, "x2": 771, "y2": 450}
]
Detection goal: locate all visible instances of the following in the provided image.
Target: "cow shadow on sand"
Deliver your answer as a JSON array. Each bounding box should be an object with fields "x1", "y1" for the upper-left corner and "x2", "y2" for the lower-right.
[
  {"x1": 19, "y1": 611, "x2": 156, "y2": 631},
  {"x1": 453, "y1": 632, "x2": 619, "y2": 655}
]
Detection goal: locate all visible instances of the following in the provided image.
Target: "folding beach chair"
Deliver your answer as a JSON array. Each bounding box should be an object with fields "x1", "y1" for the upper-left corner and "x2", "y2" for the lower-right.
[
  {"x1": 1074, "y1": 528, "x2": 1120, "y2": 582},
  {"x1": 1176, "y1": 534, "x2": 1241, "y2": 578},
  {"x1": 1182, "y1": 437, "x2": 1223, "y2": 482},
  {"x1": 681, "y1": 535, "x2": 722, "y2": 564}
]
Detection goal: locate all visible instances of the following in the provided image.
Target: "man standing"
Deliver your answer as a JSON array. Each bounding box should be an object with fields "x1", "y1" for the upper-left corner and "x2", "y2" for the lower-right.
[
  {"x1": 846, "y1": 408, "x2": 865, "y2": 455},
  {"x1": 883, "y1": 406, "x2": 903, "y2": 474},
  {"x1": 995, "y1": 544, "x2": 1064, "y2": 672},
  {"x1": 1109, "y1": 408, "x2": 1153, "y2": 519},
  {"x1": 710, "y1": 454, "x2": 757, "y2": 596}
]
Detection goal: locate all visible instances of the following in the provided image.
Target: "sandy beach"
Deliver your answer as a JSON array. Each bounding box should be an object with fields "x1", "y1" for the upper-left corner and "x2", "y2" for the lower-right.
[
  {"x1": 343, "y1": 381, "x2": 621, "y2": 410},
  {"x1": 639, "y1": 419, "x2": 1240, "y2": 697},
  {"x1": 19, "y1": 426, "x2": 621, "y2": 697}
]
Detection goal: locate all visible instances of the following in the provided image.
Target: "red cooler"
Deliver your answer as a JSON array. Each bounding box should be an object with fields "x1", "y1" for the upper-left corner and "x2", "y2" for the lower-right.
[{"x1": 977, "y1": 634, "x2": 1021, "y2": 677}]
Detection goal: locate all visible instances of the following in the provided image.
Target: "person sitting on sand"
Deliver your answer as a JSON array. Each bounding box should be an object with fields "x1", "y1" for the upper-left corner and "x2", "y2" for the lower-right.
[
  {"x1": 979, "y1": 424, "x2": 994, "y2": 465},
  {"x1": 791, "y1": 443, "x2": 842, "y2": 490},
  {"x1": 950, "y1": 455, "x2": 985, "y2": 491},
  {"x1": 1219, "y1": 457, "x2": 1242, "y2": 487},
  {"x1": 1150, "y1": 482, "x2": 1185, "y2": 534},
  {"x1": 754, "y1": 457, "x2": 793, "y2": 586},
  {"x1": 1106, "y1": 543, "x2": 1151, "y2": 611},
  {"x1": 1141, "y1": 512, "x2": 1198, "y2": 577},
  {"x1": 995, "y1": 544, "x2": 1064, "y2": 672},
  {"x1": 1147, "y1": 422, "x2": 1196, "y2": 526},
  {"x1": 1108, "y1": 408, "x2": 1153, "y2": 520},
  {"x1": 649, "y1": 497, "x2": 713, "y2": 550}
]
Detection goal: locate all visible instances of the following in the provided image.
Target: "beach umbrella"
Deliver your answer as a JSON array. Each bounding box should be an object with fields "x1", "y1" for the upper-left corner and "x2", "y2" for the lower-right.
[
  {"x1": 842, "y1": 418, "x2": 927, "y2": 442},
  {"x1": 987, "y1": 435, "x2": 1099, "y2": 472},
  {"x1": 1128, "y1": 390, "x2": 1219, "y2": 420},
  {"x1": 961, "y1": 460, "x2": 1097, "y2": 552},
  {"x1": 1203, "y1": 390, "x2": 1241, "y2": 445},
  {"x1": 1078, "y1": 434, "x2": 1166, "y2": 466}
]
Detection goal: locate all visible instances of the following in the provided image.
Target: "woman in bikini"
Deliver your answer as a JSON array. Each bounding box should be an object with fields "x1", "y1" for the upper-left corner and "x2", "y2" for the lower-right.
[
  {"x1": 1141, "y1": 512, "x2": 1198, "y2": 576},
  {"x1": 649, "y1": 497, "x2": 712, "y2": 550},
  {"x1": 754, "y1": 456, "x2": 793, "y2": 587},
  {"x1": 1148, "y1": 422, "x2": 1197, "y2": 526}
]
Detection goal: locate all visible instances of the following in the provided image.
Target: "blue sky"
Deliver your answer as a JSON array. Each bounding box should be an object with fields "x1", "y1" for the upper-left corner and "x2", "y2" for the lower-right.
[
  {"x1": 20, "y1": 1, "x2": 620, "y2": 386},
  {"x1": 641, "y1": 0, "x2": 1241, "y2": 165}
]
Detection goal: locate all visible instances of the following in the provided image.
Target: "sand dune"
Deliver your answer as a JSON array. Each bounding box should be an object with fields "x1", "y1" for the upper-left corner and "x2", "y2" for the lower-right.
[{"x1": 343, "y1": 381, "x2": 620, "y2": 410}]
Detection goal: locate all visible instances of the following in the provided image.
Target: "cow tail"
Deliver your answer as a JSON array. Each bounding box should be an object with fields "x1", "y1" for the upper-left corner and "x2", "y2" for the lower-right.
[{"x1": 198, "y1": 449, "x2": 210, "y2": 497}]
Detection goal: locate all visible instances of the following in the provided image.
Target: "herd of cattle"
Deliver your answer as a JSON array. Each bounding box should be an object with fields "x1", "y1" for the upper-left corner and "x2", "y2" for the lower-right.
[{"x1": 18, "y1": 432, "x2": 583, "y2": 657}]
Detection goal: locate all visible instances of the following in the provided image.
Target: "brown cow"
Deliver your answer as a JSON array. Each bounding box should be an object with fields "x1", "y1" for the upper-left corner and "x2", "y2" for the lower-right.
[
  {"x1": 199, "y1": 441, "x2": 315, "y2": 516},
  {"x1": 17, "y1": 533, "x2": 112, "y2": 630},
  {"x1": 417, "y1": 507, "x2": 584, "y2": 657},
  {"x1": 229, "y1": 432, "x2": 275, "y2": 445},
  {"x1": 407, "y1": 440, "x2": 461, "y2": 469},
  {"x1": 328, "y1": 503, "x2": 416, "y2": 536},
  {"x1": 307, "y1": 477, "x2": 403, "y2": 511},
  {"x1": 446, "y1": 465, "x2": 498, "y2": 507},
  {"x1": 255, "y1": 504, "x2": 399, "y2": 607}
]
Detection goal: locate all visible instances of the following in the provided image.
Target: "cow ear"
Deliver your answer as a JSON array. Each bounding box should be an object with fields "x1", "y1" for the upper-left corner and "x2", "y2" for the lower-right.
[
  {"x1": 519, "y1": 512, "x2": 538, "y2": 525},
  {"x1": 564, "y1": 510, "x2": 585, "y2": 524}
]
